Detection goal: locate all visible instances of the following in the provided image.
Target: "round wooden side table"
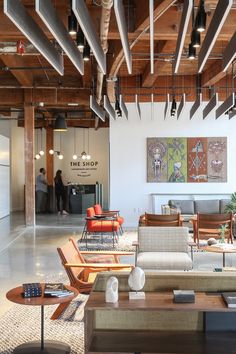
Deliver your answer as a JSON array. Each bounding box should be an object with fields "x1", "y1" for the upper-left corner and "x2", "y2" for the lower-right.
[{"x1": 6, "y1": 284, "x2": 78, "y2": 354}]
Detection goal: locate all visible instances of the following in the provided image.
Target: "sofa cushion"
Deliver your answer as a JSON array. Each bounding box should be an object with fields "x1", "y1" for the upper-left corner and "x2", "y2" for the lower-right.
[
  {"x1": 220, "y1": 199, "x2": 230, "y2": 214},
  {"x1": 137, "y1": 252, "x2": 192, "y2": 270},
  {"x1": 138, "y1": 227, "x2": 189, "y2": 253},
  {"x1": 169, "y1": 200, "x2": 194, "y2": 215},
  {"x1": 194, "y1": 200, "x2": 220, "y2": 214}
]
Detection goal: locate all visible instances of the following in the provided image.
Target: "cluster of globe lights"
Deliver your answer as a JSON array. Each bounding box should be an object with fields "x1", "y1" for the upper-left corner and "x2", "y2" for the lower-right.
[
  {"x1": 49, "y1": 149, "x2": 64, "y2": 160},
  {"x1": 35, "y1": 150, "x2": 44, "y2": 160},
  {"x1": 72, "y1": 151, "x2": 91, "y2": 160}
]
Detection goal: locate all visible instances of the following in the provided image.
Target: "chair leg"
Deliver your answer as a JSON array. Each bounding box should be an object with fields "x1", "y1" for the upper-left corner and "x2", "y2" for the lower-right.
[
  {"x1": 120, "y1": 225, "x2": 124, "y2": 234},
  {"x1": 50, "y1": 300, "x2": 71, "y2": 320}
]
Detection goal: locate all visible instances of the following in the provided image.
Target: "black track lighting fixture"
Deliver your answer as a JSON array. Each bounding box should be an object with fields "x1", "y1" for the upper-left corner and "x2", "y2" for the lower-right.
[
  {"x1": 191, "y1": 28, "x2": 201, "y2": 48},
  {"x1": 188, "y1": 43, "x2": 196, "y2": 60},
  {"x1": 196, "y1": 0, "x2": 206, "y2": 33},
  {"x1": 83, "y1": 41, "x2": 90, "y2": 61},
  {"x1": 54, "y1": 114, "x2": 67, "y2": 131},
  {"x1": 170, "y1": 97, "x2": 177, "y2": 117},
  {"x1": 76, "y1": 27, "x2": 84, "y2": 50},
  {"x1": 115, "y1": 98, "x2": 122, "y2": 118},
  {"x1": 68, "y1": 12, "x2": 77, "y2": 35}
]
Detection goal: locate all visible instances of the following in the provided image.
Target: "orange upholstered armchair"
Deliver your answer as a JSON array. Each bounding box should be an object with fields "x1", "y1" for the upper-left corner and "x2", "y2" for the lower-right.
[
  {"x1": 82, "y1": 207, "x2": 120, "y2": 248},
  {"x1": 94, "y1": 204, "x2": 124, "y2": 234}
]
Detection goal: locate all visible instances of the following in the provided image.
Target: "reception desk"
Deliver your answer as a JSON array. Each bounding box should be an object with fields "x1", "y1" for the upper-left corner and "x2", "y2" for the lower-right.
[{"x1": 68, "y1": 183, "x2": 103, "y2": 214}]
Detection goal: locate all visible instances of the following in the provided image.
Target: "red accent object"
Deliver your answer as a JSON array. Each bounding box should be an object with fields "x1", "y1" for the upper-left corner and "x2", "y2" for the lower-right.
[
  {"x1": 94, "y1": 204, "x2": 124, "y2": 227},
  {"x1": 17, "y1": 40, "x2": 25, "y2": 55},
  {"x1": 86, "y1": 207, "x2": 120, "y2": 232}
]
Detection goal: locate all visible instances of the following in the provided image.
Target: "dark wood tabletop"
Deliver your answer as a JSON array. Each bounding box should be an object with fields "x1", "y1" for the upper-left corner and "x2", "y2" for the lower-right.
[{"x1": 6, "y1": 284, "x2": 78, "y2": 306}]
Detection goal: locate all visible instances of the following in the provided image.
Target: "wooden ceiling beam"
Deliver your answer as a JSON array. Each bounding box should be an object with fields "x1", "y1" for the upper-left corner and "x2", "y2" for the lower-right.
[
  {"x1": 142, "y1": 41, "x2": 169, "y2": 87},
  {"x1": 0, "y1": 55, "x2": 34, "y2": 86},
  {"x1": 0, "y1": 87, "x2": 90, "y2": 105},
  {"x1": 201, "y1": 60, "x2": 226, "y2": 87}
]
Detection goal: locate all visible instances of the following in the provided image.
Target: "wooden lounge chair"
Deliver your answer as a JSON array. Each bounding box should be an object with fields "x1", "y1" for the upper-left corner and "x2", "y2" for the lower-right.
[{"x1": 51, "y1": 237, "x2": 133, "y2": 319}]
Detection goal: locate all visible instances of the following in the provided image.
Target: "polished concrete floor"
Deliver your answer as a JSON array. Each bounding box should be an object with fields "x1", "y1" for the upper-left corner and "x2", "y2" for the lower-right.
[{"x1": 0, "y1": 212, "x2": 86, "y2": 317}]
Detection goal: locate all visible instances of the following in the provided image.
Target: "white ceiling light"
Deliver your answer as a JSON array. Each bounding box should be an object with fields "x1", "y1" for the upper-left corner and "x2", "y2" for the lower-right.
[
  {"x1": 203, "y1": 93, "x2": 218, "y2": 119},
  {"x1": 90, "y1": 95, "x2": 106, "y2": 122},
  {"x1": 4, "y1": 0, "x2": 63, "y2": 75},
  {"x1": 149, "y1": 0, "x2": 154, "y2": 74},
  {"x1": 114, "y1": 0, "x2": 132, "y2": 74},
  {"x1": 104, "y1": 95, "x2": 116, "y2": 120},
  {"x1": 174, "y1": 0, "x2": 193, "y2": 74},
  {"x1": 135, "y1": 94, "x2": 141, "y2": 120},
  {"x1": 35, "y1": 0, "x2": 84, "y2": 75},
  {"x1": 120, "y1": 95, "x2": 128, "y2": 120},
  {"x1": 222, "y1": 31, "x2": 236, "y2": 73},
  {"x1": 72, "y1": 0, "x2": 106, "y2": 74},
  {"x1": 190, "y1": 93, "x2": 202, "y2": 119},
  {"x1": 177, "y1": 94, "x2": 186, "y2": 120},
  {"x1": 198, "y1": 0, "x2": 233, "y2": 73}
]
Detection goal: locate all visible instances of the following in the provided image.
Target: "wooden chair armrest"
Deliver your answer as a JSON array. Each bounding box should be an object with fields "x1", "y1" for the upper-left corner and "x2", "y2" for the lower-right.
[
  {"x1": 65, "y1": 263, "x2": 132, "y2": 269},
  {"x1": 132, "y1": 241, "x2": 139, "y2": 247},
  {"x1": 80, "y1": 251, "x2": 134, "y2": 256}
]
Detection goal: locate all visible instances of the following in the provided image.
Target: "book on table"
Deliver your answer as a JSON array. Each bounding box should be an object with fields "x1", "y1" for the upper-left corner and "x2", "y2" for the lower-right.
[
  {"x1": 44, "y1": 283, "x2": 74, "y2": 297},
  {"x1": 222, "y1": 292, "x2": 236, "y2": 308}
]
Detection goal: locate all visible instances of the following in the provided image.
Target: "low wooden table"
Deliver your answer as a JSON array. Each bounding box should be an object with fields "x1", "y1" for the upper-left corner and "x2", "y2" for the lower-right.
[
  {"x1": 6, "y1": 284, "x2": 78, "y2": 354},
  {"x1": 203, "y1": 244, "x2": 236, "y2": 267}
]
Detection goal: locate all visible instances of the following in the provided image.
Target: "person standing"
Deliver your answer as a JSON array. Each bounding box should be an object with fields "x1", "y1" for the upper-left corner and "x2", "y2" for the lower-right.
[
  {"x1": 36, "y1": 168, "x2": 48, "y2": 213},
  {"x1": 54, "y1": 170, "x2": 69, "y2": 215}
]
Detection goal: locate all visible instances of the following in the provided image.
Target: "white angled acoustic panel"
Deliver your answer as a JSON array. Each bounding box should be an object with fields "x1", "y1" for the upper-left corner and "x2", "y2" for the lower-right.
[
  {"x1": 90, "y1": 95, "x2": 106, "y2": 122},
  {"x1": 215, "y1": 93, "x2": 234, "y2": 120},
  {"x1": 135, "y1": 94, "x2": 141, "y2": 120},
  {"x1": 4, "y1": 0, "x2": 63, "y2": 75},
  {"x1": 120, "y1": 95, "x2": 128, "y2": 120},
  {"x1": 36, "y1": 0, "x2": 84, "y2": 75},
  {"x1": 164, "y1": 94, "x2": 170, "y2": 119},
  {"x1": 203, "y1": 93, "x2": 218, "y2": 120},
  {"x1": 177, "y1": 94, "x2": 186, "y2": 120},
  {"x1": 104, "y1": 95, "x2": 116, "y2": 120},
  {"x1": 190, "y1": 93, "x2": 202, "y2": 120},
  {"x1": 73, "y1": 0, "x2": 106, "y2": 74}
]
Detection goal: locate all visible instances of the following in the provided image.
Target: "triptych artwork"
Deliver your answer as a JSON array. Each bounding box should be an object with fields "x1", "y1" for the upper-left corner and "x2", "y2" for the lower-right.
[{"x1": 147, "y1": 137, "x2": 227, "y2": 183}]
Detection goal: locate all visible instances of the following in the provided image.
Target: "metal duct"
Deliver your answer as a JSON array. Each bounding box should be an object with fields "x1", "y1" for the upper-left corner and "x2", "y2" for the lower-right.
[
  {"x1": 35, "y1": 0, "x2": 84, "y2": 75},
  {"x1": 4, "y1": 0, "x2": 63, "y2": 75},
  {"x1": 72, "y1": 0, "x2": 106, "y2": 74}
]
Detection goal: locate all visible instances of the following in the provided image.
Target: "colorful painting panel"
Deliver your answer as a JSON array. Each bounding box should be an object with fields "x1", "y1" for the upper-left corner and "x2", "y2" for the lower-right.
[
  {"x1": 147, "y1": 138, "x2": 168, "y2": 182},
  {"x1": 207, "y1": 137, "x2": 227, "y2": 182},
  {"x1": 167, "y1": 138, "x2": 187, "y2": 183},
  {"x1": 187, "y1": 138, "x2": 208, "y2": 182}
]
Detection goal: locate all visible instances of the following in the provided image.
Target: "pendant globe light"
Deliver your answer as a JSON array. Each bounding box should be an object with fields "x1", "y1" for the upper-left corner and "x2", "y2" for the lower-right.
[{"x1": 54, "y1": 114, "x2": 67, "y2": 131}]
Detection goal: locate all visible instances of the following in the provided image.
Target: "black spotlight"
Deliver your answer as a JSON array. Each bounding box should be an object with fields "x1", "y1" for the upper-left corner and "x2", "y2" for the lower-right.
[
  {"x1": 68, "y1": 12, "x2": 77, "y2": 35},
  {"x1": 83, "y1": 41, "x2": 90, "y2": 61},
  {"x1": 188, "y1": 43, "x2": 196, "y2": 60},
  {"x1": 54, "y1": 115, "x2": 67, "y2": 131},
  {"x1": 191, "y1": 29, "x2": 201, "y2": 48},
  {"x1": 171, "y1": 97, "x2": 177, "y2": 116},
  {"x1": 76, "y1": 27, "x2": 84, "y2": 50},
  {"x1": 196, "y1": 0, "x2": 206, "y2": 33},
  {"x1": 115, "y1": 99, "x2": 122, "y2": 117}
]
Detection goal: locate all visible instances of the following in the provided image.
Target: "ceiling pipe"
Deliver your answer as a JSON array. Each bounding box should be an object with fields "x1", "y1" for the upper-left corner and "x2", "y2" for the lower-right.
[{"x1": 95, "y1": 0, "x2": 113, "y2": 129}]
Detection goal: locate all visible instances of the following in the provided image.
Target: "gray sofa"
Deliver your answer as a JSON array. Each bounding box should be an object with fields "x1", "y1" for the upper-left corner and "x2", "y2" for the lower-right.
[{"x1": 168, "y1": 199, "x2": 230, "y2": 221}]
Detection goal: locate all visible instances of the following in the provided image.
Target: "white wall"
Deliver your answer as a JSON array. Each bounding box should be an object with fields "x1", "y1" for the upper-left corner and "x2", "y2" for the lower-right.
[
  {"x1": 0, "y1": 134, "x2": 10, "y2": 218},
  {"x1": 110, "y1": 102, "x2": 236, "y2": 227},
  {"x1": 35, "y1": 127, "x2": 109, "y2": 208}
]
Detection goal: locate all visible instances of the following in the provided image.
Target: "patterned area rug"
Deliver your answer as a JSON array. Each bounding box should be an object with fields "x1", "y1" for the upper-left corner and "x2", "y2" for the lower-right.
[
  {"x1": 0, "y1": 294, "x2": 88, "y2": 354},
  {"x1": 78, "y1": 230, "x2": 137, "y2": 251}
]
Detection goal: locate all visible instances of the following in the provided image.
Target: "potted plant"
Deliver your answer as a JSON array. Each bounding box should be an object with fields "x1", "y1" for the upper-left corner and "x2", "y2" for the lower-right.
[{"x1": 218, "y1": 224, "x2": 228, "y2": 243}]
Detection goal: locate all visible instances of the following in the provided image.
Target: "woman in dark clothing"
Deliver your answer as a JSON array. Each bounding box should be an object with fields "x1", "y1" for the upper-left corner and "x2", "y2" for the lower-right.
[{"x1": 54, "y1": 170, "x2": 69, "y2": 215}]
